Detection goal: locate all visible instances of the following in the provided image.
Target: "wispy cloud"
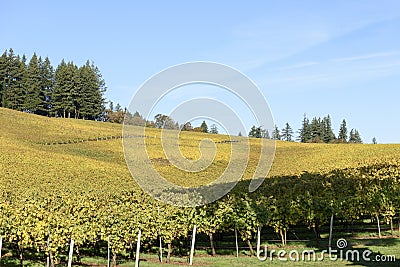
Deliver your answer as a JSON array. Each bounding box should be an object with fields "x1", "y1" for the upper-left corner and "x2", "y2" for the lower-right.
[
  {"x1": 332, "y1": 51, "x2": 400, "y2": 62},
  {"x1": 272, "y1": 61, "x2": 320, "y2": 72}
]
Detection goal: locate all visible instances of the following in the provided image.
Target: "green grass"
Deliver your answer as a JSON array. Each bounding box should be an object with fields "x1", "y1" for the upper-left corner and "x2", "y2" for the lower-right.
[{"x1": 1, "y1": 237, "x2": 398, "y2": 267}]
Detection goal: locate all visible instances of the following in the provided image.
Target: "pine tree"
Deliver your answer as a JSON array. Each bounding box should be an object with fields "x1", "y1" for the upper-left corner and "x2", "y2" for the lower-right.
[
  {"x1": 298, "y1": 114, "x2": 311, "y2": 142},
  {"x1": 249, "y1": 125, "x2": 261, "y2": 138},
  {"x1": 310, "y1": 117, "x2": 323, "y2": 142},
  {"x1": 77, "y1": 60, "x2": 106, "y2": 120},
  {"x1": 322, "y1": 115, "x2": 335, "y2": 143},
  {"x1": 0, "y1": 51, "x2": 7, "y2": 106},
  {"x1": 38, "y1": 56, "x2": 54, "y2": 116},
  {"x1": 2, "y1": 49, "x2": 26, "y2": 110},
  {"x1": 281, "y1": 123, "x2": 294, "y2": 141},
  {"x1": 348, "y1": 129, "x2": 355, "y2": 143},
  {"x1": 210, "y1": 124, "x2": 218, "y2": 134},
  {"x1": 200, "y1": 120, "x2": 208, "y2": 133},
  {"x1": 129, "y1": 111, "x2": 146, "y2": 126},
  {"x1": 262, "y1": 129, "x2": 270, "y2": 139},
  {"x1": 272, "y1": 125, "x2": 281, "y2": 140},
  {"x1": 348, "y1": 129, "x2": 362, "y2": 143},
  {"x1": 338, "y1": 119, "x2": 348, "y2": 143},
  {"x1": 52, "y1": 60, "x2": 79, "y2": 118},
  {"x1": 23, "y1": 53, "x2": 41, "y2": 113},
  {"x1": 352, "y1": 129, "x2": 362, "y2": 143},
  {"x1": 182, "y1": 122, "x2": 193, "y2": 131}
]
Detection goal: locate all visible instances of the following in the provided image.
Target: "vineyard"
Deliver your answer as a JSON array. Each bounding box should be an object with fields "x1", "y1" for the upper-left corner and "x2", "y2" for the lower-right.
[{"x1": 0, "y1": 107, "x2": 399, "y2": 266}]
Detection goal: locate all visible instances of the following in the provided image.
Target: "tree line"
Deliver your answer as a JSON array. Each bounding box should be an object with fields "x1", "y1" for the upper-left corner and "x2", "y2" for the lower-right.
[
  {"x1": 108, "y1": 104, "x2": 220, "y2": 134},
  {"x1": 0, "y1": 48, "x2": 106, "y2": 120},
  {"x1": 249, "y1": 114, "x2": 363, "y2": 143},
  {"x1": 116, "y1": 107, "x2": 365, "y2": 144}
]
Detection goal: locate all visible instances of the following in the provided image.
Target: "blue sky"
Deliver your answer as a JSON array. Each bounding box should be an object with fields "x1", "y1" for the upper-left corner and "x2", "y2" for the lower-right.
[{"x1": 1, "y1": 1, "x2": 400, "y2": 143}]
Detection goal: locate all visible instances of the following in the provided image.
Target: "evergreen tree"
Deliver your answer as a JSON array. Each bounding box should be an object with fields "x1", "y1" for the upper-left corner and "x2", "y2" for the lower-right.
[
  {"x1": 0, "y1": 49, "x2": 106, "y2": 120},
  {"x1": 372, "y1": 137, "x2": 377, "y2": 144},
  {"x1": 310, "y1": 117, "x2": 323, "y2": 142},
  {"x1": 338, "y1": 119, "x2": 348, "y2": 143},
  {"x1": 2, "y1": 49, "x2": 26, "y2": 110},
  {"x1": 298, "y1": 113, "x2": 311, "y2": 142},
  {"x1": 182, "y1": 122, "x2": 193, "y2": 131},
  {"x1": 348, "y1": 129, "x2": 355, "y2": 143},
  {"x1": 23, "y1": 53, "x2": 41, "y2": 113},
  {"x1": 262, "y1": 129, "x2": 270, "y2": 139},
  {"x1": 272, "y1": 125, "x2": 281, "y2": 140},
  {"x1": 200, "y1": 120, "x2": 208, "y2": 133},
  {"x1": 322, "y1": 115, "x2": 335, "y2": 143},
  {"x1": 53, "y1": 60, "x2": 81, "y2": 118},
  {"x1": 77, "y1": 60, "x2": 106, "y2": 119},
  {"x1": 249, "y1": 125, "x2": 262, "y2": 138},
  {"x1": 38, "y1": 56, "x2": 54, "y2": 116},
  {"x1": 130, "y1": 111, "x2": 146, "y2": 126},
  {"x1": 210, "y1": 124, "x2": 218, "y2": 134},
  {"x1": 238, "y1": 131, "x2": 242, "y2": 137},
  {"x1": 0, "y1": 51, "x2": 7, "y2": 106},
  {"x1": 354, "y1": 130, "x2": 362, "y2": 143},
  {"x1": 349, "y1": 129, "x2": 362, "y2": 143},
  {"x1": 281, "y1": 123, "x2": 294, "y2": 141}
]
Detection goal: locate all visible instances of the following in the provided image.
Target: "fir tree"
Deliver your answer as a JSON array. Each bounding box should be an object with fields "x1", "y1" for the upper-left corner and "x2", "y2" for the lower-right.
[
  {"x1": 354, "y1": 130, "x2": 362, "y2": 143},
  {"x1": 52, "y1": 60, "x2": 79, "y2": 118},
  {"x1": 38, "y1": 56, "x2": 54, "y2": 116},
  {"x1": 322, "y1": 115, "x2": 335, "y2": 143},
  {"x1": 78, "y1": 61, "x2": 105, "y2": 119},
  {"x1": 281, "y1": 123, "x2": 294, "y2": 141},
  {"x1": 0, "y1": 51, "x2": 7, "y2": 106},
  {"x1": 298, "y1": 113, "x2": 311, "y2": 142},
  {"x1": 200, "y1": 120, "x2": 208, "y2": 133},
  {"x1": 2, "y1": 49, "x2": 26, "y2": 110},
  {"x1": 23, "y1": 53, "x2": 41, "y2": 113},
  {"x1": 262, "y1": 129, "x2": 270, "y2": 139},
  {"x1": 310, "y1": 117, "x2": 323, "y2": 142},
  {"x1": 182, "y1": 122, "x2": 193, "y2": 131},
  {"x1": 338, "y1": 119, "x2": 348, "y2": 143},
  {"x1": 272, "y1": 125, "x2": 281, "y2": 140},
  {"x1": 210, "y1": 124, "x2": 218, "y2": 134},
  {"x1": 249, "y1": 125, "x2": 262, "y2": 138},
  {"x1": 349, "y1": 129, "x2": 362, "y2": 143}
]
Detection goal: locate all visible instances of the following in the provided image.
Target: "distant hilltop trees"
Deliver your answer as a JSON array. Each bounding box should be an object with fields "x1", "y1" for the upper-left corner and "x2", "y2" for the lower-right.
[
  {"x1": 0, "y1": 48, "x2": 106, "y2": 120},
  {"x1": 0, "y1": 49, "x2": 367, "y2": 143},
  {"x1": 249, "y1": 114, "x2": 363, "y2": 144}
]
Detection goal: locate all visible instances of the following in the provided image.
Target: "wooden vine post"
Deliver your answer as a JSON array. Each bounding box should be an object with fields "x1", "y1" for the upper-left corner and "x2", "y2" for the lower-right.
[
  {"x1": 135, "y1": 230, "x2": 141, "y2": 267},
  {"x1": 234, "y1": 228, "x2": 239, "y2": 257},
  {"x1": 328, "y1": 214, "x2": 334, "y2": 248},
  {"x1": 189, "y1": 225, "x2": 196, "y2": 266},
  {"x1": 256, "y1": 226, "x2": 261, "y2": 257},
  {"x1": 68, "y1": 239, "x2": 74, "y2": 267}
]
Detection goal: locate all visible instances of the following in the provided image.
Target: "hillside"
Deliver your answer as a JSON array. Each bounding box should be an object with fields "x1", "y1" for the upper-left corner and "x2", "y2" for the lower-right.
[
  {"x1": 1, "y1": 107, "x2": 399, "y2": 266},
  {"x1": 0, "y1": 108, "x2": 400, "y2": 191},
  {"x1": 1, "y1": 107, "x2": 400, "y2": 195}
]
